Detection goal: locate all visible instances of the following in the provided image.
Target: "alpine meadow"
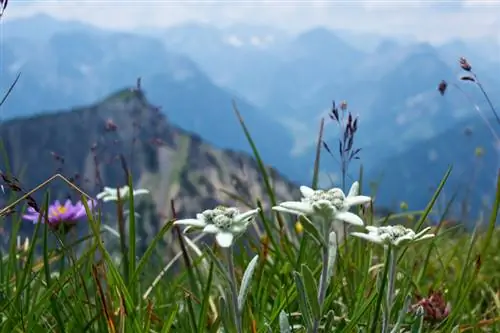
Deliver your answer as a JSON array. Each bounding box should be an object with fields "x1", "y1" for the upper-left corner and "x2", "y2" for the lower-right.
[{"x1": 0, "y1": 2, "x2": 499, "y2": 333}]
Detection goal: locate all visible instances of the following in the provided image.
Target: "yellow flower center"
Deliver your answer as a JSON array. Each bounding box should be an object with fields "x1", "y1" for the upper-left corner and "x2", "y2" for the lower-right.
[
  {"x1": 52, "y1": 205, "x2": 67, "y2": 217},
  {"x1": 295, "y1": 221, "x2": 304, "y2": 234}
]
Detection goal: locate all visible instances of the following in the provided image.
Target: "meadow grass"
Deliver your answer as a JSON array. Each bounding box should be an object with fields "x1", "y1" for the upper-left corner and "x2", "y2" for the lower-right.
[
  {"x1": 0, "y1": 99, "x2": 498, "y2": 333},
  {"x1": 0, "y1": 4, "x2": 497, "y2": 327}
]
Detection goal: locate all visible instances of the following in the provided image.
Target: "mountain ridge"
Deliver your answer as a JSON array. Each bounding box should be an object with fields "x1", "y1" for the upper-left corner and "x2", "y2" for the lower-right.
[{"x1": 0, "y1": 88, "x2": 302, "y2": 259}]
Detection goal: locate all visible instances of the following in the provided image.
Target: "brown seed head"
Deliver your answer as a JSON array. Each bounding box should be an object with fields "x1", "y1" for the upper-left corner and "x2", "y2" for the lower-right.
[
  {"x1": 340, "y1": 100, "x2": 348, "y2": 111},
  {"x1": 438, "y1": 80, "x2": 448, "y2": 96},
  {"x1": 459, "y1": 57, "x2": 472, "y2": 71}
]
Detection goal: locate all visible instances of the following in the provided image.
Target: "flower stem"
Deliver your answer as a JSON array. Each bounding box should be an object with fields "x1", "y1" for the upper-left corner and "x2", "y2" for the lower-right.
[
  {"x1": 226, "y1": 246, "x2": 242, "y2": 333},
  {"x1": 475, "y1": 79, "x2": 500, "y2": 125},
  {"x1": 382, "y1": 246, "x2": 397, "y2": 333},
  {"x1": 313, "y1": 222, "x2": 331, "y2": 333}
]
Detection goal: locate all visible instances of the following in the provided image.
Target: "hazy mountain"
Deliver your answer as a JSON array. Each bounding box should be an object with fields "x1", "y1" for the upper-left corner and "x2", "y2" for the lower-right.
[
  {"x1": 368, "y1": 113, "x2": 500, "y2": 222},
  {"x1": 0, "y1": 27, "x2": 300, "y2": 181},
  {"x1": 1, "y1": 13, "x2": 102, "y2": 41},
  {"x1": 0, "y1": 89, "x2": 301, "y2": 258},
  {"x1": 2, "y1": 14, "x2": 499, "y2": 192},
  {"x1": 157, "y1": 22, "x2": 289, "y2": 105}
]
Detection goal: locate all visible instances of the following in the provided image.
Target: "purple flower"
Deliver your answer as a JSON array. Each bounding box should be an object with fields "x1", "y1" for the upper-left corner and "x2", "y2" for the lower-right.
[{"x1": 23, "y1": 199, "x2": 96, "y2": 232}]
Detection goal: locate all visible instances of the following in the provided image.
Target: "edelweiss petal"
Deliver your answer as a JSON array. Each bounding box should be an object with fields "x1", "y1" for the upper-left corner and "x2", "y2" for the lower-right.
[
  {"x1": 275, "y1": 201, "x2": 314, "y2": 215},
  {"x1": 102, "y1": 196, "x2": 118, "y2": 202},
  {"x1": 414, "y1": 227, "x2": 432, "y2": 239},
  {"x1": 216, "y1": 232, "x2": 234, "y2": 248},
  {"x1": 350, "y1": 232, "x2": 383, "y2": 244},
  {"x1": 202, "y1": 224, "x2": 219, "y2": 233},
  {"x1": 233, "y1": 209, "x2": 260, "y2": 224},
  {"x1": 299, "y1": 186, "x2": 315, "y2": 198},
  {"x1": 344, "y1": 195, "x2": 372, "y2": 207},
  {"x1": 132, "y1": 189, "x2": 150, "y2": 196},
  {"x1": 174, "y1": 218, "x2": 207, "y2": 228},
  {"x1": 335, "y1": 211, "x2": 364, "y2": 226},
  {"x1": 230, "y1": 224, "x2": 247, "y2": 233},
  {"x1": 347, "y1": 182, "x2": 359, "y2": 197}
]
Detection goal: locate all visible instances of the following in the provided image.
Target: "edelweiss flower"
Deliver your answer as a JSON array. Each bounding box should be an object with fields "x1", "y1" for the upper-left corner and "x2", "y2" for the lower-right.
[
  {"x1": 273, "y1": 181, "x2": 371, "y2": 226},
  {"x1": 351, "y1": 225, "x2": 435, "y2": 248},
  {"x1": 96, "y1": 185, "x2": 149, "y2": 202},
  {"x1": 174, "y1": 206, "x2": 260, "y2": 248}
]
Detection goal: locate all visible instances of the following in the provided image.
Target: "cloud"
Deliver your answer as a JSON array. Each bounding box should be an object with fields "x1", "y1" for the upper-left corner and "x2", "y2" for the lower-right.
[{"x1": 4, "y1": 0, "x2": 500, "y2": 43}]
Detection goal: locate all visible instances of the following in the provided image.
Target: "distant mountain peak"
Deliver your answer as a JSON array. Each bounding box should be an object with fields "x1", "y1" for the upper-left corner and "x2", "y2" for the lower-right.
[
  {"x1": 291, "y1": 26, "x2": 364, "y2": 60},
  {"x1": 295, "y1": 26, "x2": 343, "y2": 45},
  {"x1": 100, "y1": 88, "x2": 146, "y2": 106},
  {"x1": 409, "y1": 42, "x2": 439, "y2": 56},
  {"x1": 375, "y1": 39, "x2": 401, "y2": 53}
]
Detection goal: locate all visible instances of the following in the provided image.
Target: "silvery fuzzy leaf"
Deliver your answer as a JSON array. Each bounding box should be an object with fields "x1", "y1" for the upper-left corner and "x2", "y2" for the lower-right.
[
  {"x1": 301, "y1": 264, "x2": 320, "y2": 320},
  {"x1": 237, "y1": 254, "x2": 259, "y2": 312},
  {"x1": 279, "y1": 310, "x2": 291, "y2": 333},
  {"x1": 390, "y1": 295, "x2": 411, "y2": 333},
  {"x1": 293, "y1": 271, "x2": 314, "y2": 331},
  {"x1": 326, "y1": 231, "x2": 338, "y2": 287}
]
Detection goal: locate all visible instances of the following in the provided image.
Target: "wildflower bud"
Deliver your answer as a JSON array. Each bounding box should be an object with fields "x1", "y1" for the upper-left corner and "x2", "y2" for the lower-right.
[
  {"x1": 352, "y1": 117, "x2": 358, "y2": 132},
  {"x1": 340, "y1": 100, "x2": 348, "y2": 111},
  {"x1": 294, "y1": 221, "x2": 303, "y2": 234},
  {"x1": 411, "y1": 291, "x2": 450, "y2": 323},
  {"x1": 330, "y1": 101, "x2": 339, "y2": 122},
  {"x1": 460, "y1": 75, "x2": 475, "y2": 82},
  {"x1": 438, "y1": 80, "x2": 447, "y2": 96},
  {"x1": 459, "y1": 57, "x2": 472, "y2": 71}
]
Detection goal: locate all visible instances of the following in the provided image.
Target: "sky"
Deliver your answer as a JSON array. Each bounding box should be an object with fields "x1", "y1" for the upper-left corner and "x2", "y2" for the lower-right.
[{"x1": 2, "y1": 0, "x2": 500, "y2": 43}]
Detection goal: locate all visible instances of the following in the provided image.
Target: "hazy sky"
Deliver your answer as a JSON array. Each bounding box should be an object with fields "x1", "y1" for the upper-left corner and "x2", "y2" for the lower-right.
[{"x1": 4, "y1": 0, "x2": 500, "y2": 43}]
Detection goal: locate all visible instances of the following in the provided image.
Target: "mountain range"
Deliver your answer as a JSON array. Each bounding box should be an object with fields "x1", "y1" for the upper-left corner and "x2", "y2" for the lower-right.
[
  {"x1": 0, "y1": 89, "x2": 301, "y2": 258},
  {"x1": 0, "y1": 13, "x2": 499, "y2": 217}
]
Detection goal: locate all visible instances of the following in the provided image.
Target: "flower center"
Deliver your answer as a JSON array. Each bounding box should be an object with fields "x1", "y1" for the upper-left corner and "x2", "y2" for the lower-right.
[
  {"x1": 304, "y1": 188, "x2": 345, "y2": 210},
  {"x1": 377, "y1": 225, "x2": 413, "y2": 241},
  {"x1": 202, "y1": 206, "x2": 240, "y2": 229},
  {"x1": 51, "y1": 205, "x2": 67, "y2": 217}
]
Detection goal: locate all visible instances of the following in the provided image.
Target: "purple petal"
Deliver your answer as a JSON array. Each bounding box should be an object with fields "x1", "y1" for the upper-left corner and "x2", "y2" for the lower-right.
[
  {"x1": 22, "y1": 213, "x2": 40, "y2": 222},
  {"x1": 64, "y1": 199, "x2": 73, "y2": 209}
]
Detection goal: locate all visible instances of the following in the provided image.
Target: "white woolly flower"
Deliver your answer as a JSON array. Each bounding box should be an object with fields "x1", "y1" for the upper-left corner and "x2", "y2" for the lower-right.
[
  {"x1": 174, "y1": 206, "x2": 260, "y2": 248},
  {"x1": 351, "y1": 225, "x2": 435, "y2": 248},
  {"x1": 96, "y1": 185, "x2": 149, "y2": 202},
  {"x1": 272, "y1": 181, "x2": 371, "y2": 227}
]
